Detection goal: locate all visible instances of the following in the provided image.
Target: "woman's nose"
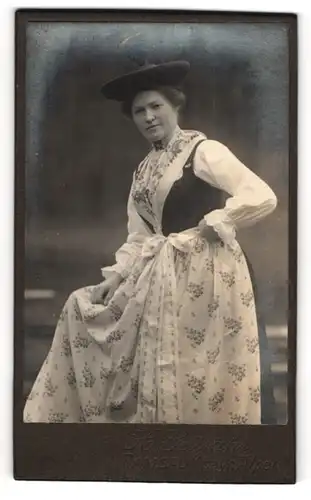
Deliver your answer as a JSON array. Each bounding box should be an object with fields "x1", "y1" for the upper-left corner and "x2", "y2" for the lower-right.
[{"x1": 145, "y1": 109, "x2": 155, "y2": 123}]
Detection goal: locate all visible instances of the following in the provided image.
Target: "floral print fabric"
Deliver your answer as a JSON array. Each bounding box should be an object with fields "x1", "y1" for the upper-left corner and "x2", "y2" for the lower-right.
[{"x1": 24, "y1": 127, "x2": 276, "y2": 424}]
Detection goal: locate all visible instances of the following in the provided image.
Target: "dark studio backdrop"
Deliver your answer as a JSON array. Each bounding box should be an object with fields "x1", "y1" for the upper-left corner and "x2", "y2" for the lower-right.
[{"x1": 24, "y1": 21, "x2": 289, "y2": 423}]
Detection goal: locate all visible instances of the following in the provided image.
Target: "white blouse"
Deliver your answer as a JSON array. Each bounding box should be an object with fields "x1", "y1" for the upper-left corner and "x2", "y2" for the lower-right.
[
  {"x1": 101, "y1": 138, "x2": 277, "y2": 279},
  {"x1": 194, "y1": 140, "x2": 277, "y2": 243}
]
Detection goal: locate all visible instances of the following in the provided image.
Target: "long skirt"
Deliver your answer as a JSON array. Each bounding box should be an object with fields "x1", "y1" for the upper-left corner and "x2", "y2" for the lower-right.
[{"x1": 23, "y1": 231, "x2": 275, "y2": 424}]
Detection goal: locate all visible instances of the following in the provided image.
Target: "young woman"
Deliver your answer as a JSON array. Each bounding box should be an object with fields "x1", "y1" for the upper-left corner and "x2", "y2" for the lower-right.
[{"x1": 24, "y1": 60, "x2": 277, "y2": 424}]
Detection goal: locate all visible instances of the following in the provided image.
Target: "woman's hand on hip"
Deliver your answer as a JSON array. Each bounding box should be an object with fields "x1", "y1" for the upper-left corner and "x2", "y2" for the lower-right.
[
  {"x1": 198, "y1": 219, "x2": 221, "y2": 243},
  {"x1": 91, "y1": 272, "x2": 123, "y2": 306}
]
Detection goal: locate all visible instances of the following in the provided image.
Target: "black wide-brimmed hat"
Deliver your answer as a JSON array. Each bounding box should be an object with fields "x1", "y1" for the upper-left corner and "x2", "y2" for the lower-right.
[{"x1": 101, "y1": 60, "x2": 190, "y2": 102}]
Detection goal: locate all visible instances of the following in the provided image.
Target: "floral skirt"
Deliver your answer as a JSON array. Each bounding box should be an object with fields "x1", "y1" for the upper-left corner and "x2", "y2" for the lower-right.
[{"x1": 24, "y1": 233, "x2": 262, "y2": 424}]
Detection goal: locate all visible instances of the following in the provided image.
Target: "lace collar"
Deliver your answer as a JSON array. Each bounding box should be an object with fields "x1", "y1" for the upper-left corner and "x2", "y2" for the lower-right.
[{"x1": 151, "y1": 126, "x2": 182, "y2": 152}]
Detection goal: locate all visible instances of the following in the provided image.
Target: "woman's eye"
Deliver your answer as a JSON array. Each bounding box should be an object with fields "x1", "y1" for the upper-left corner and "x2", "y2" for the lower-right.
[{"x1": 152, "y1": 104, "x2": 161, "y2": 110}]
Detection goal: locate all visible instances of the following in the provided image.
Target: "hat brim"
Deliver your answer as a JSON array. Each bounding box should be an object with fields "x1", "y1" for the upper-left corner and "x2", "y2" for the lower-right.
[{"x1": 101, "y1": 61, "x2": 190, "y2": 101}]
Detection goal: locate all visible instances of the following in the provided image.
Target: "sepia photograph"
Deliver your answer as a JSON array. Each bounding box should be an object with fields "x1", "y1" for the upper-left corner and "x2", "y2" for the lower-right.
[
  {"x1": 14, "y1": 7, "x2": 297, "y2": 484},
  {"x1": 19, "y1": 12, "x2": 293, "y2": 428}
]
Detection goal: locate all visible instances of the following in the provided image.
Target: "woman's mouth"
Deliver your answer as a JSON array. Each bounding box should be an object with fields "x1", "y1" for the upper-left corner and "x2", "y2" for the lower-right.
[{"x1": 146, "y1": 124, "x2": 158, "y2": 131}]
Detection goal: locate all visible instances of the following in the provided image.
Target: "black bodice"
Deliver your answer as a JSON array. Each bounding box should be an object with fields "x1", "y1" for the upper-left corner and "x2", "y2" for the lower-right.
[
  {"x1": 161, "y1": 140, "x2": 224, "y2": 236},
  {"x1": 161, "y1": 160, "x2": 224, "y2": 237},
  {"x1": 136, "y1": 139, "x2": 226, "y2": 236}
]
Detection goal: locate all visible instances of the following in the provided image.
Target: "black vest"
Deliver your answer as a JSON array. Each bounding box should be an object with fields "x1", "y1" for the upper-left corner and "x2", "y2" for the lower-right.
[{"x1": 160, "y1": 140, "x2": 224, "y2": 236}]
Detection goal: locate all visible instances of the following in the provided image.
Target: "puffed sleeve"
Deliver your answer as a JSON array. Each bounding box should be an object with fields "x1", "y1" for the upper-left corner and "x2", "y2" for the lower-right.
[
  {"x1": 100, "y1": 174, "x2": 151, "y2": 279},
  {"x1": 193, "y1": 140, "x2": 277, "y2": 244}
]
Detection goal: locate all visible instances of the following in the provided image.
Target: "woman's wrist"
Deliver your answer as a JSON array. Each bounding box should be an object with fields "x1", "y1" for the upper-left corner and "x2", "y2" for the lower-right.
[
  {"x1": 198, "y1": 219, "x2": 221, "y2": 242},
  {"x1": 112, "y1": 271, "x2": 124, "y2": 282},
  {"x1": 203, "y1": 210, "x2": 236, "y2": 245}
]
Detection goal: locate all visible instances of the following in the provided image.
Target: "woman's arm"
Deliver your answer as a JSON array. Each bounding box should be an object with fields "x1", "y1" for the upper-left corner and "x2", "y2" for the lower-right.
[
  {"x1": 193, "y1": 140, "x2": 277, "y2": 244},
  {"x1": 101, "y1": 174, "x2": 151, "y2": 279}
]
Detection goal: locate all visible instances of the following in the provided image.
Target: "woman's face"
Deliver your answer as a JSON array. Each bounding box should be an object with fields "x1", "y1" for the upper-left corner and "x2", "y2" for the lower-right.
[{"x1": 131, "y1": 90, "x2": 179, "y2": 144}]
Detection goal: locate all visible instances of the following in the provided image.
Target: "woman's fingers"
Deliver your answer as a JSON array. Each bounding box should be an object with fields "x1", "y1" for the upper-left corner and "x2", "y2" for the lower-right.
[
  {"x1": 103, "y1": 283, "x2": 116, "y2": 306},
  {"x1": 91, "y1": 282, "x2": 109, "y2": 304},
  {"x1": 198, "y1": 220, "x2": 221, "y2": 243},
  {"x1": 198, "y1": 219, "x2": 206, "y2": 232},
  {"x1": 206, "y1": 228, "x2": 220, "y2": 242},
  {"x1": 91, "y1": 273, "x2": 123, "y2": 306},
  {"x1": 103, "y1": 288, "x2": 111, "y2": 306}
]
